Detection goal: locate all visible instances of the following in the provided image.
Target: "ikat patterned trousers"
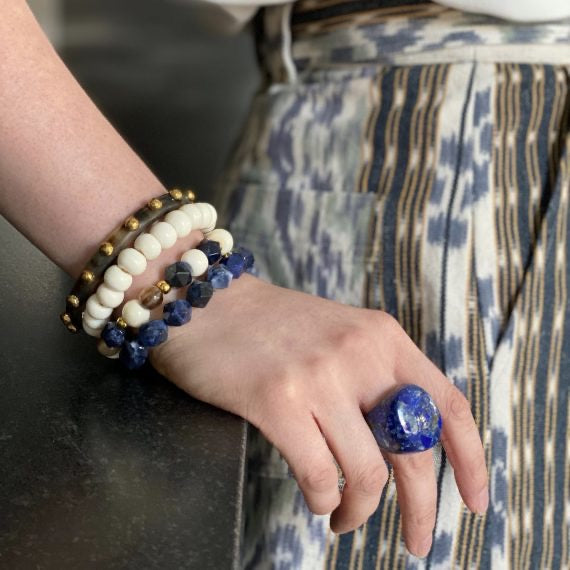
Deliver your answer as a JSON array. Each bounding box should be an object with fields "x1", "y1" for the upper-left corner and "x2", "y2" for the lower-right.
[{"x1": 217, "y1": 2, "x2": 570, "y2": 568}]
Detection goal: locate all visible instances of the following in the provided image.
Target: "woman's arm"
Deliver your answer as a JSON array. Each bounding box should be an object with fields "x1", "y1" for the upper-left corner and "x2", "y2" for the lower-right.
[
  {"x1": 0, "y1": 0, "x2": 488, "y2": 557},
  {"x1": 0, "y1": 0, "x2": 166, "y2": 277}
]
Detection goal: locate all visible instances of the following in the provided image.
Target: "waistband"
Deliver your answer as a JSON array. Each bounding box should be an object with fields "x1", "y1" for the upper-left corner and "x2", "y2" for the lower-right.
[{"x1": 257, "y1": 0, "x2": 570, "y2": 83}]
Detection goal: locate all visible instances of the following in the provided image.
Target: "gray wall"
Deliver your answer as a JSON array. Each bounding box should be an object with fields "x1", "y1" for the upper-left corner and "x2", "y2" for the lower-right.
[{"x1": 46, "y1": 0, "x2": 260, "y2": 205}]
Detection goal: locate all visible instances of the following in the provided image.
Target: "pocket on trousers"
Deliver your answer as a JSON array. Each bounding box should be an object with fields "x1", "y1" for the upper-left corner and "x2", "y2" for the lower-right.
[{"x1": 224, "y1": 182, "x2": 375, "y2": 306}]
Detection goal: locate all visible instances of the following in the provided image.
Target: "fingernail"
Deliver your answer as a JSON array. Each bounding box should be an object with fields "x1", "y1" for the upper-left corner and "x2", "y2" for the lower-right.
[
  {"x1": 416, "y1": 535, "x2": 432, "y2": 558},
  {"x1": 475, "y1": 487, "x2": 489, "y2": 514}
]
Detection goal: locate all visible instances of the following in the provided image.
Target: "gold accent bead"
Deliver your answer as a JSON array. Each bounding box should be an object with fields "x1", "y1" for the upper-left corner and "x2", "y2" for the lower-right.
[
  {"x1": 124, "y1": 216, "x2": 140, "y2": 231},
  {"x1": 116, "y1": 317, "x2": 128, "y2": 329},
  {"x1": 81, "y1": 270, "x2": 95, "y2": 283},
  {"x1": 67, "y1": 294, "x2": 80, "y2": 308},
  {"x1": 67, "y1": 324, "x2": 78, "y2": 333},
  {"x1": 60, "y1": 312, "x2": 72, "y2": 325},
  {"x1": 99, "y1": 242, "x2": 114, "y2": 256},
  {"x1": 186, "y1": 189, "x2": 196, "y2": 202},
  {"x1": 156, "y1": 280, "x2": 171, "y2": 294},
  {"x1": 148, "y1": 198, "x2": 163, "y2": 210},
  {"x1": 169, "y1": 188, "x2": 183, "y2": 200}
]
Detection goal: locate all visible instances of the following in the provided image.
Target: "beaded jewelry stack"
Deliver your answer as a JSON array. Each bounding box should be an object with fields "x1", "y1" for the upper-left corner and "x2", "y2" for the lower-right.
[{"x1": 60, "y1": 189, "x2": 254, "y2": 370}]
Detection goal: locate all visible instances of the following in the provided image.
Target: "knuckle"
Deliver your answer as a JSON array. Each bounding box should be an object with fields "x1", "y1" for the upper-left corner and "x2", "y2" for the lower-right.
[
  {"x1": 352, "y1": 463, "x2": 387, "y2": 496},
  {"x1": 262, "y1": 370, "x2": 301, "y2": 405},
  {"x1": 299, "y1": 463, "x2": 339, "y2": 495},
  {"x1": 307, "y1": 492, "x2": 341, "y2": 516},
  {"x1": 332, "y1": 325, "x2": 371, "y2": 353},
  {"x1": 445, "y1": 386, "x2": 473, "y2": 424},
  {"x1": 301, "y1": 351, "x2": 332, "y2": 376},
  {"x1": 376, "y1": 311, "x2": 403, "y2": 337}
]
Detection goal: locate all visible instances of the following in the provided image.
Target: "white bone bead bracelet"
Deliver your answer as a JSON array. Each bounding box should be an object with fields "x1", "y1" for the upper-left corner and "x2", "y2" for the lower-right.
[
  {"x1": 103, "y1": 265, "x2": 133, "y2": 291},
  {"x1": 204, "y1": 228, "x2": 233, "y2": 255},
  {"x1": 86, "y1": 295, "x2": 113, "y2": 320},
  {"x1": 195, "y1": 203, "x2": 214, "y2": 231},
  {"x1": 204, "y1": 203, "x2": 218, "y2": 233},
  {"x1": 82, "y1": 314, "x2": 107, "y2": 337},
  {"x1": 122, "y1": 299, "x2": 151, "y2": 328},
  {"x1": 117, "y1": 247, "x2": 147, "y2": 276},
  {"x1": 96, "y1": 284, "x2": 125, "y2": 308},
  {"x1": 180, "y1": 248, "x2": 209, "y2": 277},
  {"x1": 164, "y1": 210, "x2": 192, "y2": 237},
  {"x1": 150, "y1": 221, "x2": 177, "y2": 249},
  {"x1": 134, "y1": 233, "x2": 162, "y2": 261},
  {"x1": 179, "y1": 203, "x2": 202, "y2": 229},
  {"x1": 85, "y1": 201, "x2": 219, "y2": 337}
]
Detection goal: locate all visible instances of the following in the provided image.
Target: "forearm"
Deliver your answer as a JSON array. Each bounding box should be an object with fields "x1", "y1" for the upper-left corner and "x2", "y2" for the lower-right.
[{"x1": 0, "y1": 0, "x2": 165, "y2": 277}]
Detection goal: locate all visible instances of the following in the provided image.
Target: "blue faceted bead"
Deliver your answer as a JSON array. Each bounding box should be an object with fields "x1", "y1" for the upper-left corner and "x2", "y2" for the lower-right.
[
  {"x1": 222, "y1": 252, "x2": 246, "y2": 278},
  {"x1": 187, "y1": 281, "x2": 214, "y2": 308},
  {"x1": 119, "y1": 340, "x2": 148, "y2": 370},
  {"x1": 165, "y1": 261, "x2": 192, "y2": 288},
  {"x1": 163, "y1": 299, "x2": 192, "y2": 326},
  {"x1": 207, "y1": 265, "x2": 233, "y2": 289},
  {"x1": 138, "y1": 319, "x2": 168, "y2": 347},
  {"x1": 234, "y1": 246, "x2": 254, "y2": 270},
  {"x1": 198, "y1": 240, "x2": 222, "y2": 265},
  {"x1": 101, "y1": 322, "x2": 126, "y2": 348},
  {"x1": 365, "y1": 384, "x2": 442, "y2": 453}
]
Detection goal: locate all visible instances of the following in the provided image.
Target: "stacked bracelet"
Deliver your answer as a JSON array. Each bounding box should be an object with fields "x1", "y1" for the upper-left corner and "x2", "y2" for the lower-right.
[
  {"x1": 60, "y1": 188, "x2": 198, "y2": 333},
  {"x1": 70, "y1": 198, "x2": 215, "y2": 336},
  {"x1": 98, "y1": 233, "x2": 254, "y2": 369},
  {"x1": 61, "y1": 187, "x2": 255, "y2": 370}
]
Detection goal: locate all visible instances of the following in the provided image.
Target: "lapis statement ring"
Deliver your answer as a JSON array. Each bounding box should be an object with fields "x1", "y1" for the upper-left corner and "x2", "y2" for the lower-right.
[{"x1": 365, "y1": 384, "x2": 442, "y2": 454}]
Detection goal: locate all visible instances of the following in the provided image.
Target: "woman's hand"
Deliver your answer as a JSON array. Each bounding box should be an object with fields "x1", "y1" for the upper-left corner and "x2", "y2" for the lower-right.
[{"x1": 151, "y1": 273, "x2": 488, "y2": 558}]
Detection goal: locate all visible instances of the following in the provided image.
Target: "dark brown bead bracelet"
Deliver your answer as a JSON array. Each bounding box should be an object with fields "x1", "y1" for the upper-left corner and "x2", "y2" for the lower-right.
[{"x1": 61, "y1": 189, "x2": 196, "y2": 333}]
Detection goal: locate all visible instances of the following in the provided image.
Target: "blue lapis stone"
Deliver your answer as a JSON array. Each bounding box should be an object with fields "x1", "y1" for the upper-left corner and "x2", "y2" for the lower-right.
[
  {"x1": 101, "y1": 322, "x2": 126, "y2": 348},
  {"x1": 187, "y1": 281, "x2": 214, "y2": 308},
  {"x1": 365, "y1": 384, "x2": 442, "y2": 453},
  {"x1": 198, "y1": 240, "x2": 222, "y2": 265},
  {"x1": 138, "y1": 319, "x2": 168, "y2": 347},
  {"x1": 207, "y1": 265, "x2": 233, "y2": 289},
  {"x1": 234, "y1": 246, "x2": 254, "y2": 270},
  {"x1": 222, "y1": 252, "x2": 246, "y2": 278},
  {"x1": 119, "y1": 340, "x2": 149, "y2": 370},
  {"x1": 163, "y1": 299, "x2": 192, "y2": 326},
  {"x1": 165, "y1": 261, "x2": 192, "y2": 288}
]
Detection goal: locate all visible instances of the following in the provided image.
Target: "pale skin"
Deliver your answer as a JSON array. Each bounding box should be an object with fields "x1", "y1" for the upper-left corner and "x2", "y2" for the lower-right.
[{"x1": 0, "y1": 0, "x2": 488, "y2": 558}]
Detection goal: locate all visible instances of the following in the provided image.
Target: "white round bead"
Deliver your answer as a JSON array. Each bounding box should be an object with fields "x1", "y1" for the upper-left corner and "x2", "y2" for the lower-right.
[
  {"x1": 103, "y1": 264, "x2": 133, "y2": 292},
  {"x1": 150, "y1": 221, "x2": 177, "y2": 249},
  {"x1": 205, "y1": 228, "x2": 233, "y2": 255},
  {"x1": 122, "y1": 299, "x2": 150, "y2": 328},
  {"x1": 96, "y1": 284, "x2": 125, "y2": 309},
  {"x1": 134, "y1": 232, "x2": 162, "y2": 261},
  {"x1": 165, "y1": 209, "x2": 192, "y2": 237},
  {"x1": 180, "y1": 248, "x2": 209, "y2": 277},
  {"x1": 195, "y1": 203, "x2": 213, "y2": 230},
  {"x1": 117, "y1": 247, "x2": 147, "y2": 276},
  {"x1": 86, "y1": 294, "x2": 113, "y2": 319},
  {"x1": 82, "y1": 321, "x2": 105, "y2": 338},
  {"x1": 82, "y1": 313, "x2": 107, "y2": 337},
  {"x1": 203, "y1": 203, "x2": 218, "y2": 232},
  {"x1": 180, "y1": 203, "x2": 202, "y2": 229}
]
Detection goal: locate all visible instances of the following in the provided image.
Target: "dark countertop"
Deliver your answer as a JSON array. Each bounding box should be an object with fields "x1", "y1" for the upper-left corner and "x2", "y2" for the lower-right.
[{"x1": 0, "y1": 216, "x2": 248, "y2": 569}]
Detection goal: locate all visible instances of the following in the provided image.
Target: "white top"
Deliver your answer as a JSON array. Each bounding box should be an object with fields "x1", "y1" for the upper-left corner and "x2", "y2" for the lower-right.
[{"x1": 208, "y1": 0, "x2": 570, "y2": 26}]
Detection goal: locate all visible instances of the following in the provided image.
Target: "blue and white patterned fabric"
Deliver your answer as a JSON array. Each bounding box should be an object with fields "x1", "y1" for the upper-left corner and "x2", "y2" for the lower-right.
[{"x1": 216, "y1": 2, "x2": 570, "y2": 568}]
